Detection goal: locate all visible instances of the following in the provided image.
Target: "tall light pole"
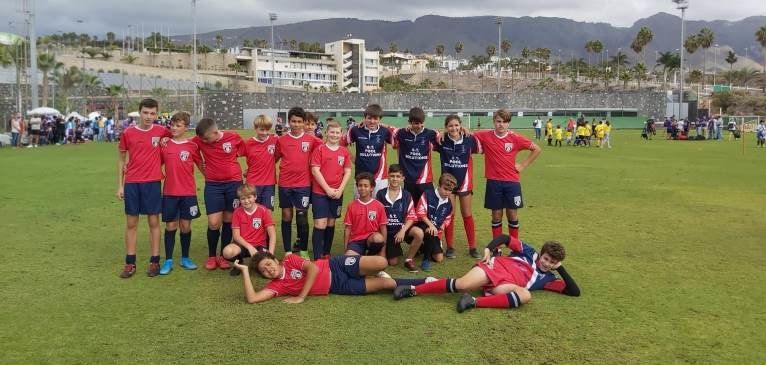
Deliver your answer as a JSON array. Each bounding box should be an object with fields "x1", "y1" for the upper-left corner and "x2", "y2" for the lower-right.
[
  {"x1": 20, "y1": 0, "x2": 39, "y2": 109},
  {"x1": 713, "y1": 43, "x2": 718, "y2": 86},
  {"x1": 270, "y1": 13, "x2": 277, "y2": 101},
  {"x1": 494, "y1": 16, "x2": 502, "y2": 93},
  {"x1": 191, "y1": 0, "x2": 198, "y2": 123},
  {"x1": 673, "y1": 0, "x2": 688, "y2": 119}
]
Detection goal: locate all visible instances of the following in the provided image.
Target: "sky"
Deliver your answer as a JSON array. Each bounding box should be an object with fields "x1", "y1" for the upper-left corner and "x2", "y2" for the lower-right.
[{"x1": 1, "y1": 0, "x2": 764, "y2": 37}]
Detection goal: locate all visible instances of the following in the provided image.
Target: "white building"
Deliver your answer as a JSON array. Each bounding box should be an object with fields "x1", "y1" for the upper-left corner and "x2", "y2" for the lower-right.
[{"x1": 324, "y1": 38, "x2": 379, "y2": 92}]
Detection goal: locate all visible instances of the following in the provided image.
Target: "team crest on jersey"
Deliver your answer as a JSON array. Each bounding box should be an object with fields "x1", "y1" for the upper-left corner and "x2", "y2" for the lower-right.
[
  {"x1": 368, "y1": 210, "x2": 377, "y2": 221},
  {"x1": 514, "y1": 196, "x2": 522, "y2": 206},
  {"x1": 251, "y1": 218, "x2": 262, "y2": 229},
  {"x1": 189, "y1": 205, "x2": 198, "y2": 217},
  {"x1": 337, "y1": 156, "x2": 345, "y2": 166},
  {"x1": 504, "y1": 143, "x2": 513, "y2": 152},
  {"x1": 301, "y1": 142, "x2": 309, "y2": 152},
  {"x1": 151, "y1": 137, "x2": 160, "y2": 147},
  {"x1": 267, "y1": 144, "x2": 275, "y2": 155},
  {"x1": 232, "y1": 198, "x2": 240, "y2": 209},
  {"x1": 290, "y1": 269, "x2": 303, "y2": 280},
  {"x1": 179, "y1": 150, "x2": 190, "y2": 161},
  {"x1": 344, "y1": 256, "x2": 357, "y2": 266},
  {"x1": 301, "y1": 196, "x2": 310, "y2": 208},
  {"x1": 223, "y1": 142, "x2": 232, "y2": 153}
]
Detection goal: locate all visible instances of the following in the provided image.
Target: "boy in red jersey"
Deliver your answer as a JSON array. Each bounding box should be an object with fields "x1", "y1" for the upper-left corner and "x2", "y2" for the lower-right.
[
  {"x1": 343, "y1": 172, "x2": 388, "y2": 257},
  {"x1": 223, "y1": 185, "x2": 277, "y2": 275},
  {"x1": 159, "y1": 111, "x2": 203, "y2": 275},
  {"x1": 244, "y1": 115, "x2": 278, "y2": 211},
  {"x1": 310, "y1": 120, "x2": 352, "y2": 260},
  {"x1": 472, "y1": 109, "x2": 541, "y2": 240},
  {"x1": 275, "y1": 107, "x2": 322, "y2": 258},
  {"x1": 232, "y1": 252, "x2": 428, "y2": 304},
  {"x1": 192, "y1": 118, "x2": 246, "y2": 271},
  {"x1": 117, "y1": 98, "x2": 172, "y2": 278}
]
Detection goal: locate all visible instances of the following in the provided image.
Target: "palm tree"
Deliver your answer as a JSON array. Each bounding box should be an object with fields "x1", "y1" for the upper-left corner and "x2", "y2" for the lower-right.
[
  {"x1": 486, "y1": 45, "x2": 496, "y2": 59},
  {"x1": 738, "y1": 67, "x2": 759, "y2": 89},
  {"x1": 388, "y1": 42, "x2": 398, "y2": 67},
  {"x1": 54, "y1": 66, "x2": 83, "y2": 112},
  {"x1": 37, "y1": 53, "x2": 63, "y2": 107},
  {"x1": 434, "y1": 44, "x2": 445, "y2": 58},
  {"x1": 633, "y1": 26, "x2": 654, "y2": 64},
  {"x1": 619, "y1": 71, "x2": 632, "y2": 89},
  {"x1": 656, "y1": 51, "x2": 680, "y2": 89},
  {"x1": 454, "y1": 42, "x2": 463, "y2": 57},
  {"x1": 725, "y1": 50, "x2": 737, "y2": 70},
  {"x1": 215, "y1": 34, "x2": 223, "y2": 51},
  {"x1": 585, "y1": 40, "x2": 603, "y2": 84},
  {"x1": 289, "y1": 39, "x2": 298, "y2": 50},
  {"x1": 105, "y1": 85, "x2": 126, "y2": 119},
  {"x1": 501, "y1": 39, "x2": 511, "y2": 56},
  {"x1": 697, "y1": 28, "x2": 714, "y2": 83},
  {"x1": 756, "y1": 26, "x2": 766, "y2": 72},
  {"x1": 633, "y1": 63, "x2": 648, "y2": 88},
  {"x1": 684, "y1": 35, "x2": 700, "y2": 72},
  {"x1": 80, "y1": 74, "x2": 102, "y2": 112},
  {"x1": 0, "y1": 45, "x2": 12, "y2": 68}
]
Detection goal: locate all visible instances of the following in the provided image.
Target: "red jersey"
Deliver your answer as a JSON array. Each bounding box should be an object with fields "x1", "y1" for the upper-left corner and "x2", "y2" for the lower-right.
[
  {"x1": 244, "y1": 135, "x2": 278, "y2": 186},
  {"x1": 310, "y1": 144, "x2": 351, "y2": 195},
  {"x1": 191, "y1": 131, "x2": 245, "y2": 182},
  {"x1": 264, "y1": 254, "x2": 331, "y2": 297},
  {"x1": 343, "y1": 198, "x2": 388, "y2": 242},
  {"x1": 161, "y1": 139, "x2": 201, "y2": 196},
  {"x1": 231, "y1": 204, "x2": 274, "y2": 247},
  {"x1": 275, "y1": 132, "x2": 321, "y2": 188},
  {"x1": 473, "y1": 130, "x2": 533, "y2": 182},
  {"x1": 118, "y1": 124, "x2": 171, "y2": 183}
]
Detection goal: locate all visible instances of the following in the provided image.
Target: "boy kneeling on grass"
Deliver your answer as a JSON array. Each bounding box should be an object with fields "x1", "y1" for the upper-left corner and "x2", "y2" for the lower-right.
[
  {"x1": 222, "y1": 184, "x2": 277, "y2": 276},
  {"x1": 393, "y1": 234, "x2": 580, "y2": 313}
]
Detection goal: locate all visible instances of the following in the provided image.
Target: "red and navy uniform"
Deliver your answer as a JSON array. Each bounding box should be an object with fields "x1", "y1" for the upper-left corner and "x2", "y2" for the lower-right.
[
  {"x1": 231, "y1": 204, "x2": 274, "y2": 248},
  {"x1": 192, "y1": 131, "x2": 245, "y2": 214},
  {"x1": 264, "y1": 254, "x2": 331, "y2": 296},
  {"x1": 244, "y1": 135, "x2": 278, "y2": 210},
  {"x1": 434, "y1": 134, "x2": 479, "y2": 193},
  {"x1": 473, "y1": 130, "x2": 533, "y2": 182},
  {"x1": 415, "y1": 189, "x2": 453, "y2": 235},
  {"x1": 119, "y1": 124, "x2": 172, "y2": 215},
  {"x1": 375, "y1": 188, "x2": 416, "y2": 238},
  {"x1": 345, "y1": 125, "x2": 393, "y2": 180},
  {"x1": 160, "y1": 139, "x2": 202, "y2": 222},
  {"x1": 479, "y1": 237, "x2": 568, "y2": 293},
  {"x1": 393, "y1": 128, "x2": 438, "y2": 185},
  {"x1": 343, "y1": 199, "x2": 388, "y2": 242}
]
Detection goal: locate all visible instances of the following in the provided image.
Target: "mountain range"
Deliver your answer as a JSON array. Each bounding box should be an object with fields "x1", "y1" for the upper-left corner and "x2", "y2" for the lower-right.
[{"x1": 176, "y1": 12, "x2": 766, "y2": 63}]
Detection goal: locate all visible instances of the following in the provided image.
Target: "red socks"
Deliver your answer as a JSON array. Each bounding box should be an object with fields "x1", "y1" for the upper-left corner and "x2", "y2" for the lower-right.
[
  {"x1": 444, "y1": 220, "x2": 455, "y2": 249},
  {"x1": 463, "y1": 215, "x2": 476, "y2": 249},
  {"x1": 491, "y1": 220, "x2": 502, "y2": 238},
  {"x1": 509, "y1": 220, "x2": 519, "y2": 240},
  {"x1": 475, "y1": 292, "x2": 522, "y2": 309},
  {"x1": 414, "y1": 278, "x2": 457, "y2": 294}
]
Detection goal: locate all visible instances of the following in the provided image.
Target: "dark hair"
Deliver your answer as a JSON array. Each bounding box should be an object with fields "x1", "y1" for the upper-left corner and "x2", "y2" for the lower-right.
[
  {"x1": 139, "y1": 98, "x2": 159, "y2": 111},
  {"x1": 305, "y1": 111, "x2": 317, "y2": 123},
  {"x1": 541, "y1": 241, "x2": 566, "y2": 261},
  {"x1": 388, "y1": 164, "x2": 404, "y2": 175},
  {"x1": 444, "y1": 114, "x2": 461, "y2": 127},
  {"x1": 408, "y1": 107, "x2": 425, "y2": 124},
  {"x1": 493, "y1": 108, "x2": 512, "y2": 123},
  {"x1": 171, "y1": 111, "x2": 191, "y2": 127},
  {"x1": 288, "y1": 106, "x2": 306, "y2": 121},
  {"x1": 195, "y1": 118, "x2": 217, "y2": 137},
  {"x1": 355, "y1": 171, "x2": 376, "y2": 187},
  {"x1": 250, "y1": 251, "x2": 278, "y2": 277},
  {"x1": 364, "y1": 104, "x2": 383, "y2": 118}
]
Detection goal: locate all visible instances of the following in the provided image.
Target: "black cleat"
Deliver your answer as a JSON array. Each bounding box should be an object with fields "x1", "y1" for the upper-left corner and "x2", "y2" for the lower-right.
[
  {"x1": 393, "y1": 285, "x2": 416, "y2": 300},
  {"x1": 229, "y1": 267, "x2": 242, "y2": 276},
  {"x1": 469, "y1": 248, "x2": 481, "y2": 259},
  {"x1": 456, "y1": 293, "x2": 476, "y2": 313}
]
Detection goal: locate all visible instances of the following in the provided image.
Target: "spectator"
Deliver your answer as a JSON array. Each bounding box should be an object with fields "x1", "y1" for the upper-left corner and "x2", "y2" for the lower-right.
[
  {"x1": 10, "y1": 112, "x2": 22, "y2": 148},
  {"x1": 28, "y1": 115, "x2": 42, "y2": 148}
]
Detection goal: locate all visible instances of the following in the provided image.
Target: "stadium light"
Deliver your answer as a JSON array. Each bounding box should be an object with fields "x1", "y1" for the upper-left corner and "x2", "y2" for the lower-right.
[
  {"x1": 191, "y1": 0, "x2": 198, "y2": 124},
  {"x1": 494, "y1": 16, "x2": 502, "y2": 93},
  {"x1": 673, "y1": 0, "x2": 688, "y2": 119},
  {"x1": 270, "y1": 13, "x2": 277, "y2": 99}
]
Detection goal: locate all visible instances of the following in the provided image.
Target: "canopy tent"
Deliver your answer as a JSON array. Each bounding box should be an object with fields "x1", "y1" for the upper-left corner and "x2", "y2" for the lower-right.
[
  {"x1": 27, "y1": 107, "x2": 62, "y2": 116},
  {"x1": 66, "y1": 112, "x2": 87, "y2": 121},
  {"x1": 127, "y1": 111, "x2": 140, "y2": 118},
  {"x1": 0, "y1": 32, "x2": 24, "y2": 46},
  {"x1": 87, "y1": 111, "x2": 101, "y2": 120}
]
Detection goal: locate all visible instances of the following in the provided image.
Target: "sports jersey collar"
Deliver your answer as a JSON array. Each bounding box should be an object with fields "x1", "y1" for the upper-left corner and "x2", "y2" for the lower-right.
[
  {"x1": 384, "y1": 188, "x2": 403, "y2": 205},
  {"x1": 447, "y1": 134, "x2": 464, "y2": 144},
  {"x1": 435, "y1": 190, "x2": 450, "y2": 205},
  {"x1": 169, "y1": 138, "x2": 189, "y2": 145},
  {"x1": 493, "y1": 130, "x2": 510, "y2": 139},
  {"x1": 356, "y1": 197, "x2": 376, "y2": 205},
  {"x1": 252, "y1": 135, "x2": 271, "y2": 143},
  {"x1": 324, "y1": 143, "x2": 340, "y2": 151},
  {"x1": 134, "y1": 124, "x2": 155, "y2": 133},
  {"x1": 244, "y1": 205, "x2": 259, "y2": 215},
  {"x1": 364, "y1": 125, "x2": 381, "y2": 133},
  {"x1": 287, "y1": 131, "x2": 305, "y2": 139}
]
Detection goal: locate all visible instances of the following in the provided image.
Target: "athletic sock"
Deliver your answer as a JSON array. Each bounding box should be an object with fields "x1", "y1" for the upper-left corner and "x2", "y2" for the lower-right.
[
  {"x1": 149, "y1": 255, "x2": 160, "y2": 264},
  {"x1": 491, "y1": 220, "x2": 502, "y2": 238},
  {"x1": 395, "y1": 278, "x2": 427, "y2": 287},
  {"x1": 312, "y1": 228, "x2": 326, "y2": 260},
  {"x1": 207, "y1": 228, "x2": 220, "y2": 257},
  {"x1": 463, "y1": 215, "x2": 476, "y2": 249},
  {"x1": 126, "y1": 254, "x2": 137, "y2": 265},
  {"x1": 323, "y1": 226, "x2": 335, "y2": 255},
  {"x1": 475, "y1": 292, "x2": 523, "y2": 309},
  {"x1": 164, "y1": 229, "x2": 177, "y2": 259},
  {"x1": 296, "y1": 210, "x2": 309, "y2": 251},
  {"x1": 281, "y1": 220, "x2": 292, "y2": 253},
  {"x1": 220, "y1": 222, "x2": 232, "y2": 255},
  {"x1": 414, "y1": 278, "x2": 457, "y2": 294},
  {"x1": 444, "y1": 219, "x2": 455, "y2": 249},
  {"x1": 508, "y1": 219, "x2": 519, "y2": 240},
  {"x1": 180, "y1": 231, "x2": 192, "y2": 258}
]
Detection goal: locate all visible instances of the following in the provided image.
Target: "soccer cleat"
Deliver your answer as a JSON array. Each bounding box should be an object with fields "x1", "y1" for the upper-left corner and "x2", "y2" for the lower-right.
[
  {"x1": 456, "y1": 293, "x2": 476, "y2": 313},
  {"x1": 299, "y1": 251, "x2": 310, "y2": 260},
  {"x1": 469, "y1": 248, "x2": 481, "y2": 259},
  {"x1": 147, "y1": 262, "x2": 161, "y2": 277},
  {"x1": 119, "y1": 264, "x2": 136, "y2": 278},
  {"x1": 376, "y1": 271, "x2": 391, "y2": 279},
  {"x1": 403, "y1": 259, "x2": 418, "y2": 273},
  {"x1": 216, "y1": 256, "x2": 231, "y2": 270},
  {"x1": 204, "y1": 256, "x2": 218, "y2": 270},
  {"x1": 445, "y1": 248, "x2": 456, "y2": 259},
  {"x1": 393, "y1": 285, "x2": 417, "y2": 300},
  {"x1": 420, "y1": 258, "x2": 432, "y2": 272},
  {"x1": 159, "y1": 259, "x2": 173, "y2": 275},
  {"x1": 180, "y1": 257, "x2": 198, "y2": 270},
  {"x1": 229, "y1": 266, "x2": 242, "y2": 276}
]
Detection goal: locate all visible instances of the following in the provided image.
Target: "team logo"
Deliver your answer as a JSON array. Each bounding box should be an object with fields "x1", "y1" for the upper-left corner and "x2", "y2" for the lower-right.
[
  {"x1": 514, "y1": 196, "x2": 522, "y2": 207},
  {"x1": 344, "y1": 256, "x2": 357, "y2": 266},
  {"x1": 337, "y1": 156, "x2": 345, "y2": 166},
  {"x1": 151, "y1": 137, "x2": 160, "y2": 147},
  {"x1": 301, "y1": 142, "x2": 309, "y2": 152},
  {"x1": 189, "y1": 205, "x2": 198, "y2": 217},
  {"x1": 179, "y1": 150, "x2": 190, "y2": 161},
  {"x1": 368, "y1": 210, "x2": 377, "y2": 221},
  {"x1": 301, "y1": 196, "x2": 310, "y2": 208},
  {"x1": 289, "y1": 269, "x2": 303, "y2": 280},
  {"x1": 232, "y1": 198, "x2": 240, "y2": 209},
  {"x1": 504, "y1": 143, "x2": 513, "y2": 152},
  {"x1": 252, "y1": 218, "x2": 262, "y2": 229},
  {"x1": 267, "y1": 144, "x2": 275, "y2": 155},
  {"x1": 223, "y1": 142, "x2": 232, "y2": 153}
]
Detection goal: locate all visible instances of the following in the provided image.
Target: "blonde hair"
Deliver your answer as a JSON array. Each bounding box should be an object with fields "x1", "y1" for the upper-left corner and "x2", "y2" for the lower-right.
[
  {"x1": 171, "y1": 111, "x2": 191, "y2": 126},
  {"x1": 253, "y1": 114, "x2": 273, "y2": 130},
  {"x1": 237, "y1": 184, "x2": 257, "y2": 199}
]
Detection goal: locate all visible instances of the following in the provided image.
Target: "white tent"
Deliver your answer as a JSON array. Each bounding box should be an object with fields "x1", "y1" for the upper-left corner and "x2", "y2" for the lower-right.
[
  {"x1": 88, "y1": 111, "x2": 101, "y2": 120},
  {"x1": 66, "y1": 112, "x2": 87, "y2": 121},
  {"x1": 127, "y1": 111, "x2": 140, "y2": 118},
  {"x1": 27, "y1": 107, "x2": 62, "y2": 116}
]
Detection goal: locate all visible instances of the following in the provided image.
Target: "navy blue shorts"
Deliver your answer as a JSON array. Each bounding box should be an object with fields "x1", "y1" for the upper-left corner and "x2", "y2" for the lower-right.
[
  {"x1": 278, "y1": 186, "x2": 311, "y2": 210},
  {"x1": 346, "y1": 238, "x2": 384, "y2": 256},
  {"x1": 254, "y1": 185, "x2": 275, "y2": 211},
  {"x1": 329, "y1": 256, "x2": 366, "y2": 295},
  {"x1": 124, "y1": 181, "x2": 161, "y2": 215},
  {"x1": 161, "y1": 195, "x2": 201, "y2": 222},
  {"x1": 484, "y1": 179, "x2": 523, "y2": 210},
  {"x1": 311, "y1": 193, "x2": 343, "y2": 219},
  {"x1": 204, "y1": 181, "x2": 241, "y2": 215}
]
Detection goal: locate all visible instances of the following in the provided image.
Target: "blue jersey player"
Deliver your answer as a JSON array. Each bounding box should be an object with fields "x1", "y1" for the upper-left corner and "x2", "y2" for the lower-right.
[
  {"x1": 393, "y1": 107, "x2": 439, "y2": 202},
  {"x1": 376, "y1": 164, "x2": 423, "y2": 272},
  {"x1": 344, "y1": 104, "x2": 393, "y2": 196}
]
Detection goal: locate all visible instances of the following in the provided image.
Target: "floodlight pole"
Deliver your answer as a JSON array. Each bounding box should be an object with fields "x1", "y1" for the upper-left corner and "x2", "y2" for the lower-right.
[
  {"x1": 192, "y1": 0, "x2": 198, "y2": 123},
  {"x1": 674, "y1": 0, "x2": 688, "y2": 119},
  {"x1": 26, "y1": 0, "x2": 39, "y2": 109},
  {"x1": 270, "y1": 13, "x2": 277, "y2": 105},
  {"x1": 495, "y1": 16, "x2": 502, "y2": 93}
]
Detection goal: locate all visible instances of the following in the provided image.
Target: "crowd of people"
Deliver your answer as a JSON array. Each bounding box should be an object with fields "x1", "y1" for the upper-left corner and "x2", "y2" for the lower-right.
[
  {"x1": 533, "y1": 116, "x2": 613, "y2": 148},
  {"x1": 654, "y1": 115, "x2": 763, "y2": 142},
  {"x1": 116, "y1": 98, "x2": 580, "y2": 313}
]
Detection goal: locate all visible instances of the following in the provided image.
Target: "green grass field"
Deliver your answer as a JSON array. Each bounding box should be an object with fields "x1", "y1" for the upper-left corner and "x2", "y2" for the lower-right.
[{"x1": 1, "y1": 131, "x2": 765, "y2": 364}]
